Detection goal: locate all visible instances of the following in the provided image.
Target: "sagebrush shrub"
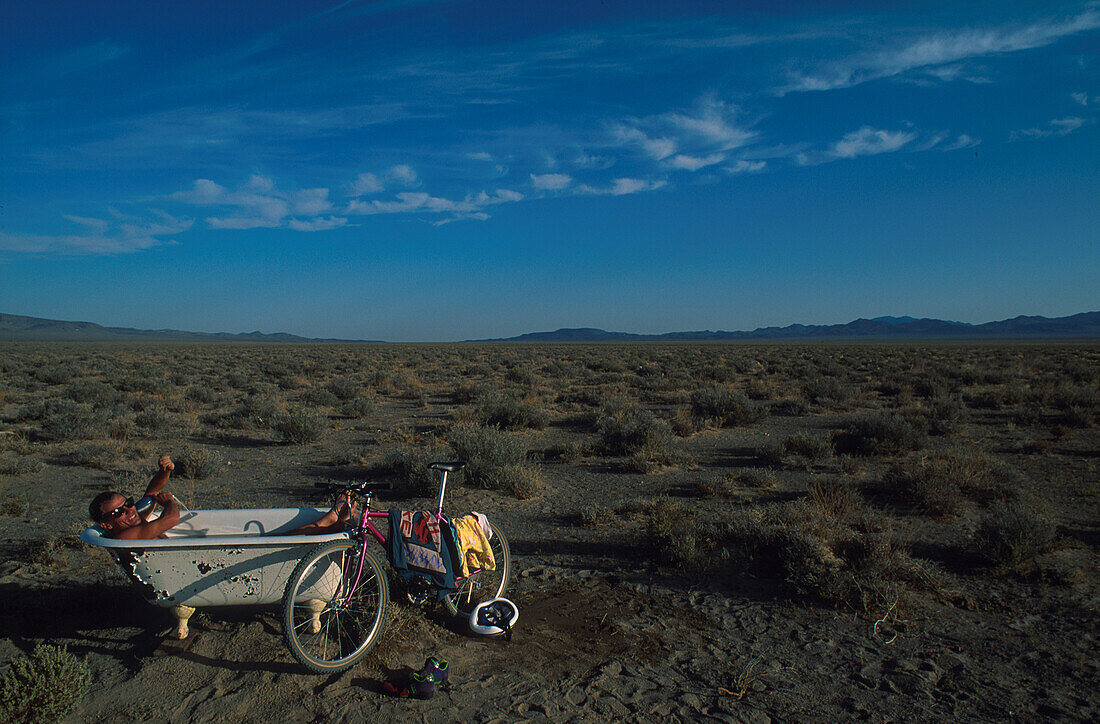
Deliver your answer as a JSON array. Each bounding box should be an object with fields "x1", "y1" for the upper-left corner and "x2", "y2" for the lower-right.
[
  {"x1": 175, "y1": 446, "x2": 220, "y2": 479},
  {"x1": 595, "y1": 396, "x2": 674, "y2": 457},
  {"x1": 39, "y1": 400, "x2": 100, "y2": 442},
  {"x1": 339, "y1": 396, "x2": 376, "y2": 418},
  {"x1": 272, "y1": 406, "x2": 328, "y2": 444},
  {"x1": 832, "y1": 413, "x2": 926, "y2": 456},
  {"x1": 448, "y1": 424, "x2": 539, "y2": 497},
  {"x1": 690, "y1": 387, "x2": 760, "y2": 427},
  {"x1": 185, "y1": 385, "x2": 220, "y2": 404},
  {"x1": 379, "y1": 448, "x2": 439, "y2": 496},
  {"x1": 325, "y1": 376, "x2": 360, "y2": 401},
  {"x1": 476, "y1": 391, "x2": 548, "y2": 430},
  {"x1": 300, "y1": 387, "x2": 340, "y2": 408},
  {"x1": 69, "y1": 443, "x2": 119, "y2": 471},
  {"x1": 973, "y1": 499, "x2": 1055, "y2": 567},
  {"x1": 783, "y1": 433, "x2": 833, "y2": 462},
  {"x1": 0, "y1": 643, "x2": 91, "y2": 724},
  {"x1": 886, "y1": 449, "x2": 1025, "y2": 516}
]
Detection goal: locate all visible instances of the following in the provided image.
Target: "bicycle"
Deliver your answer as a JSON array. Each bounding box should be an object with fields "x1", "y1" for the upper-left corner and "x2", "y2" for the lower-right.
[{"x1": 280, "y1": 461, "x2": 511, "y2": 673}]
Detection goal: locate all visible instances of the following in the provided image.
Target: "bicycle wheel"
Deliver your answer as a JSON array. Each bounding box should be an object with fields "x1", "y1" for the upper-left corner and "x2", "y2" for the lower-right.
[
  {"x1": 443, "y1": 521, "x2": 510, "y2": 617},
  {"x1": 282, "y1": 539, "x2": 388, "y2": 673}
]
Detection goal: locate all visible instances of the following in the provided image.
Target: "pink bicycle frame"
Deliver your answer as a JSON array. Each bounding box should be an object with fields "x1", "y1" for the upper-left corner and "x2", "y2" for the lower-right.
[{"x1": 338, "y1": 467, "x2": 463, "y2": 601}]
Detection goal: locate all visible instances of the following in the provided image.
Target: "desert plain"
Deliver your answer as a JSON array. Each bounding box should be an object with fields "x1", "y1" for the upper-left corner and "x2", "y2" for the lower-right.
[{"x1": 0, "y1": 341, "x2": 1097, "y2": 722}]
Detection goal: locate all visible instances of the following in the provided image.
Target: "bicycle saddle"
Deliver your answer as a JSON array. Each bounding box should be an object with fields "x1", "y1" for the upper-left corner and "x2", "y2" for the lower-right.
[{"x1": 429, "y1": 461, "x2": 467, "y2": 472}]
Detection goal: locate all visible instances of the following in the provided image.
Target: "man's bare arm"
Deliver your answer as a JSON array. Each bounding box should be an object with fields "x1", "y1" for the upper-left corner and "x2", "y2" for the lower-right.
[
  {"x1": 116, "y1": 493, "x2": 179, "y2": 540},
  {"x1": 141, "y1": 455, "x2": 174, "y2": 522}
]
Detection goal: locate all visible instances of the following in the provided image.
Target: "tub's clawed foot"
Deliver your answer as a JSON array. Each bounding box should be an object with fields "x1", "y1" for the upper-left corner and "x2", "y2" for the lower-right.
[
  {"x1": 172, "y1": 604, "x2": 196, "y2": 639},
  {"x1": 307, "y1": 599, "x2": 326, "y2": 634}
]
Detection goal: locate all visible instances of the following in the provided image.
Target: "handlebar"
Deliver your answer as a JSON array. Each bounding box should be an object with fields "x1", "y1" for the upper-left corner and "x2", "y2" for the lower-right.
[{"x1": 313, "y1": 480, "x2": 393, "y2": 494}]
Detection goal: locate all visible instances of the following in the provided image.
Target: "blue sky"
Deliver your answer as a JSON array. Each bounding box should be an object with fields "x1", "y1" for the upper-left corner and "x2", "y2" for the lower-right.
[{"x1": 1, "y1": 0, "x2": 1097, "y2": 341}]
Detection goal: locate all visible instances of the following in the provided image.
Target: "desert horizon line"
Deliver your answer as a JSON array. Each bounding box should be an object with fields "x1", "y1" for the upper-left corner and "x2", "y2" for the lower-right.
[{"x1": 2, "y1": 309, "x2": 1098, "y2": 344}]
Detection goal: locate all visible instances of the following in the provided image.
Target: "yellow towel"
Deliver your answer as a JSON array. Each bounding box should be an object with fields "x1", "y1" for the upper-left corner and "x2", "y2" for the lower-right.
[{"x1": 454, "y1": 514, "x2": 495, "y2": 578}]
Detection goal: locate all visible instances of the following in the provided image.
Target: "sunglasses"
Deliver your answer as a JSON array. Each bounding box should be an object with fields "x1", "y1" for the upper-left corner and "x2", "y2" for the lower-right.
[{"x1": 105, "y1": 497, "x2": 136, "y2": 519}]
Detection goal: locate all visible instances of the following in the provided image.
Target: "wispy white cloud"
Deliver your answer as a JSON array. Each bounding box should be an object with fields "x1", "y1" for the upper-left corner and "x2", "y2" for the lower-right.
[
  {"x1": 941, "y1": 134, "x2": 981, "y2": 151},
  {"x1": 726, "y1": 160, "x2": 766, "y2": 174},
  {"x1": 610, "y1": 95, "x2": 755, "y2": 173},
  {"x1": 206, "y1": 216, "x2": 280, "y2": 230},
  {"x1": 33, "y1": 40, "x2": 131, "y2": 80},
  {"x1": 1012, "y1": 116, "x2": 1091, "y2": 139},
  {"x1": 288, "y1": 216, "x2": 348, "y2": 231},
  {"x1": 830, "y1": 126, "x2": 917, "y2": 158},
  {"x1": 576, "y1": 178, "x2": 667, "y2": 196},
  {"x1": 388, "y1": 164, "x2": 419, "y2": 187},
  {"x1": 345, "y1": 187, "x2": 523, "y2": 222},
  {"x1": 0, "y1": 211, "x2": 191, "y2": 255},
  {"x1": 292, "y1": 188, "x2": 333, "y2": 216},
  {"x1": 1071, "y1": 91, "x2": 1089, "y2": 106},
  {"x1": 348, "y1": 165, "x2": 421, "y2": 196},
  {"x1": 667, "y1": 153, "x2": 725, "y2": 171},
  {"x1": 782, "y1": 8, "x2": 1100, "y2": 94},
  {"x1": 173, "y1": 175, "x2": 345, "y2": 231},
  {"x1": 531, "y1": 173, "x2": 572, "y2": 190},
  {"x1": 350, "y1": 173, "x2": 383, "y2": 195}
]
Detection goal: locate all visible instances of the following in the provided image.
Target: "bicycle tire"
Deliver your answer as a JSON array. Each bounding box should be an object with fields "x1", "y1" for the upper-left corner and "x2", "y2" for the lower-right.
[
  {"x1": 282, "y1": 539, "x2": 388, "y2": 673},
  {"x1": 442, "y1": 521, "x2": 510, "y2": 617}
]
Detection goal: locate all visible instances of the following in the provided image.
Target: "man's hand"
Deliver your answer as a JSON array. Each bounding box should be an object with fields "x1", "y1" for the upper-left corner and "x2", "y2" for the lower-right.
[
  {"x1": 153, "y1": 491, "x2": 175, "y2": 506},
  {"x1": 159, "y1": 455, "x2": 174, "y2": 472}
]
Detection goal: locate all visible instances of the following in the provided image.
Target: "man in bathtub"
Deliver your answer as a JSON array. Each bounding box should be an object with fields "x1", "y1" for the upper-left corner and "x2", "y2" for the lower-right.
[
  {"x1": 90, "y1": 454, "x2": 357, "y2": 539},
  {"x1": 89, "y1": 454, "x2": 180, "y2": 539}
]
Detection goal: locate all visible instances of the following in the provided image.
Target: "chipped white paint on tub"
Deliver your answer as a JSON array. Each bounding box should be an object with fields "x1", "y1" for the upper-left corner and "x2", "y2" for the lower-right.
[{"x1": 81, "y1": 508, "x2": 347, "y2": 637}]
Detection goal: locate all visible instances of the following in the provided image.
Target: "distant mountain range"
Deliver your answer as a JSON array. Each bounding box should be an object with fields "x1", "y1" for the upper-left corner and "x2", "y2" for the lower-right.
[
  {"x1": 474, "y1": 311, "x2": 1100, "y2": 342},
  {"x1": 1, "y1": 311, "x2": 1098, "y2": 343},
  {"x1": 0, "y1": 313, "x2": 374, "y2": 343}
]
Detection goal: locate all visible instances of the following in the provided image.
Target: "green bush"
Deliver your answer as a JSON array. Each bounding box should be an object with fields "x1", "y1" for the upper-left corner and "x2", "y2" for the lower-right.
[
  {"x1": 595, "y1": 396, "x2": 673, "y2": 457},
  {"x1": 379, "y1": 448, "x2": 438, "y2": 496},
  {"x1": 39, "y1": 400, "x2": 100, "y2": 442},
  {"x1": 325, "y1": 376, "x2": 360, "y2": 401},
  {"x1": 272, "y1": 406, "x2": 328, "y2": 444},
  {"x1": 65, "y1": 380, "x2": 114, "y2": 405},
  {"x1": 833, "y1": 413, "x2": 926, "y2": 457},
  {"x1": 134, "y1": 406, "x2": 171, "y2": 434},
  {"x1": 175, "y1": 446, "x2": 220, "y2": 479},
  {"x1": 885, "y1": 449, "x2": 1025, "y2": 516},
  {"x1": 69, "y1": 443, "x2": 119, "y2": 471},
  {"x1": 203, "y1": 394, "x2": 279, "y2": 431},
  {"x1": 638, "y1": 497, "x2": 700, "y2": 565},
  {"x1": 973, "y1": 499, "x2": 1056, "y2": 567},
  {"x1": 339, "y1": 396, "x2": 376, "y2": 418},
  {"x1": 783, "y1": 433, "x2": 833, "y2": 462},
  {"x1": 475, "y1": 391, "x2": 548, "y2": 430},
  {"x1": 185, "y1": 385, "x2": 220, "y2": 404},
  {"x1": 34, "y1": 364, "x2": 77, "y2": 386},
  {"x1": 448, "y1": 424, "x2": 540, "y2": 497},
  {"x1": 0, "y1": 455, "x2": 44, "y2": 477},
  {"x1": 690, "y1": 387, "x2": 760, "y2": 427},
  {"x1": 300, "y1": 387, "x2": 340, "y2": 407},
  {"x1": 803, "y1": 377, "x2": 850, "y2": 406},
  {"x1": 0, "y1": 643, "x2": 91, "y2": 724}
]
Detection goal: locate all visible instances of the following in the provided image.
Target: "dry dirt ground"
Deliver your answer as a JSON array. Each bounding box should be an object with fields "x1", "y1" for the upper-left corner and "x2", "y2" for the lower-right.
[{"x1": 0, "y1": 342, "x2": 1097, "y2": 722}]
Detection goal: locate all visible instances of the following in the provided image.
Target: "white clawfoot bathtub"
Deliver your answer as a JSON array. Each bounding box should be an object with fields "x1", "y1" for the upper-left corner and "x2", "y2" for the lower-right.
[{"x1": 81, "y1": 507, "x2": 346, "y2": 638}]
